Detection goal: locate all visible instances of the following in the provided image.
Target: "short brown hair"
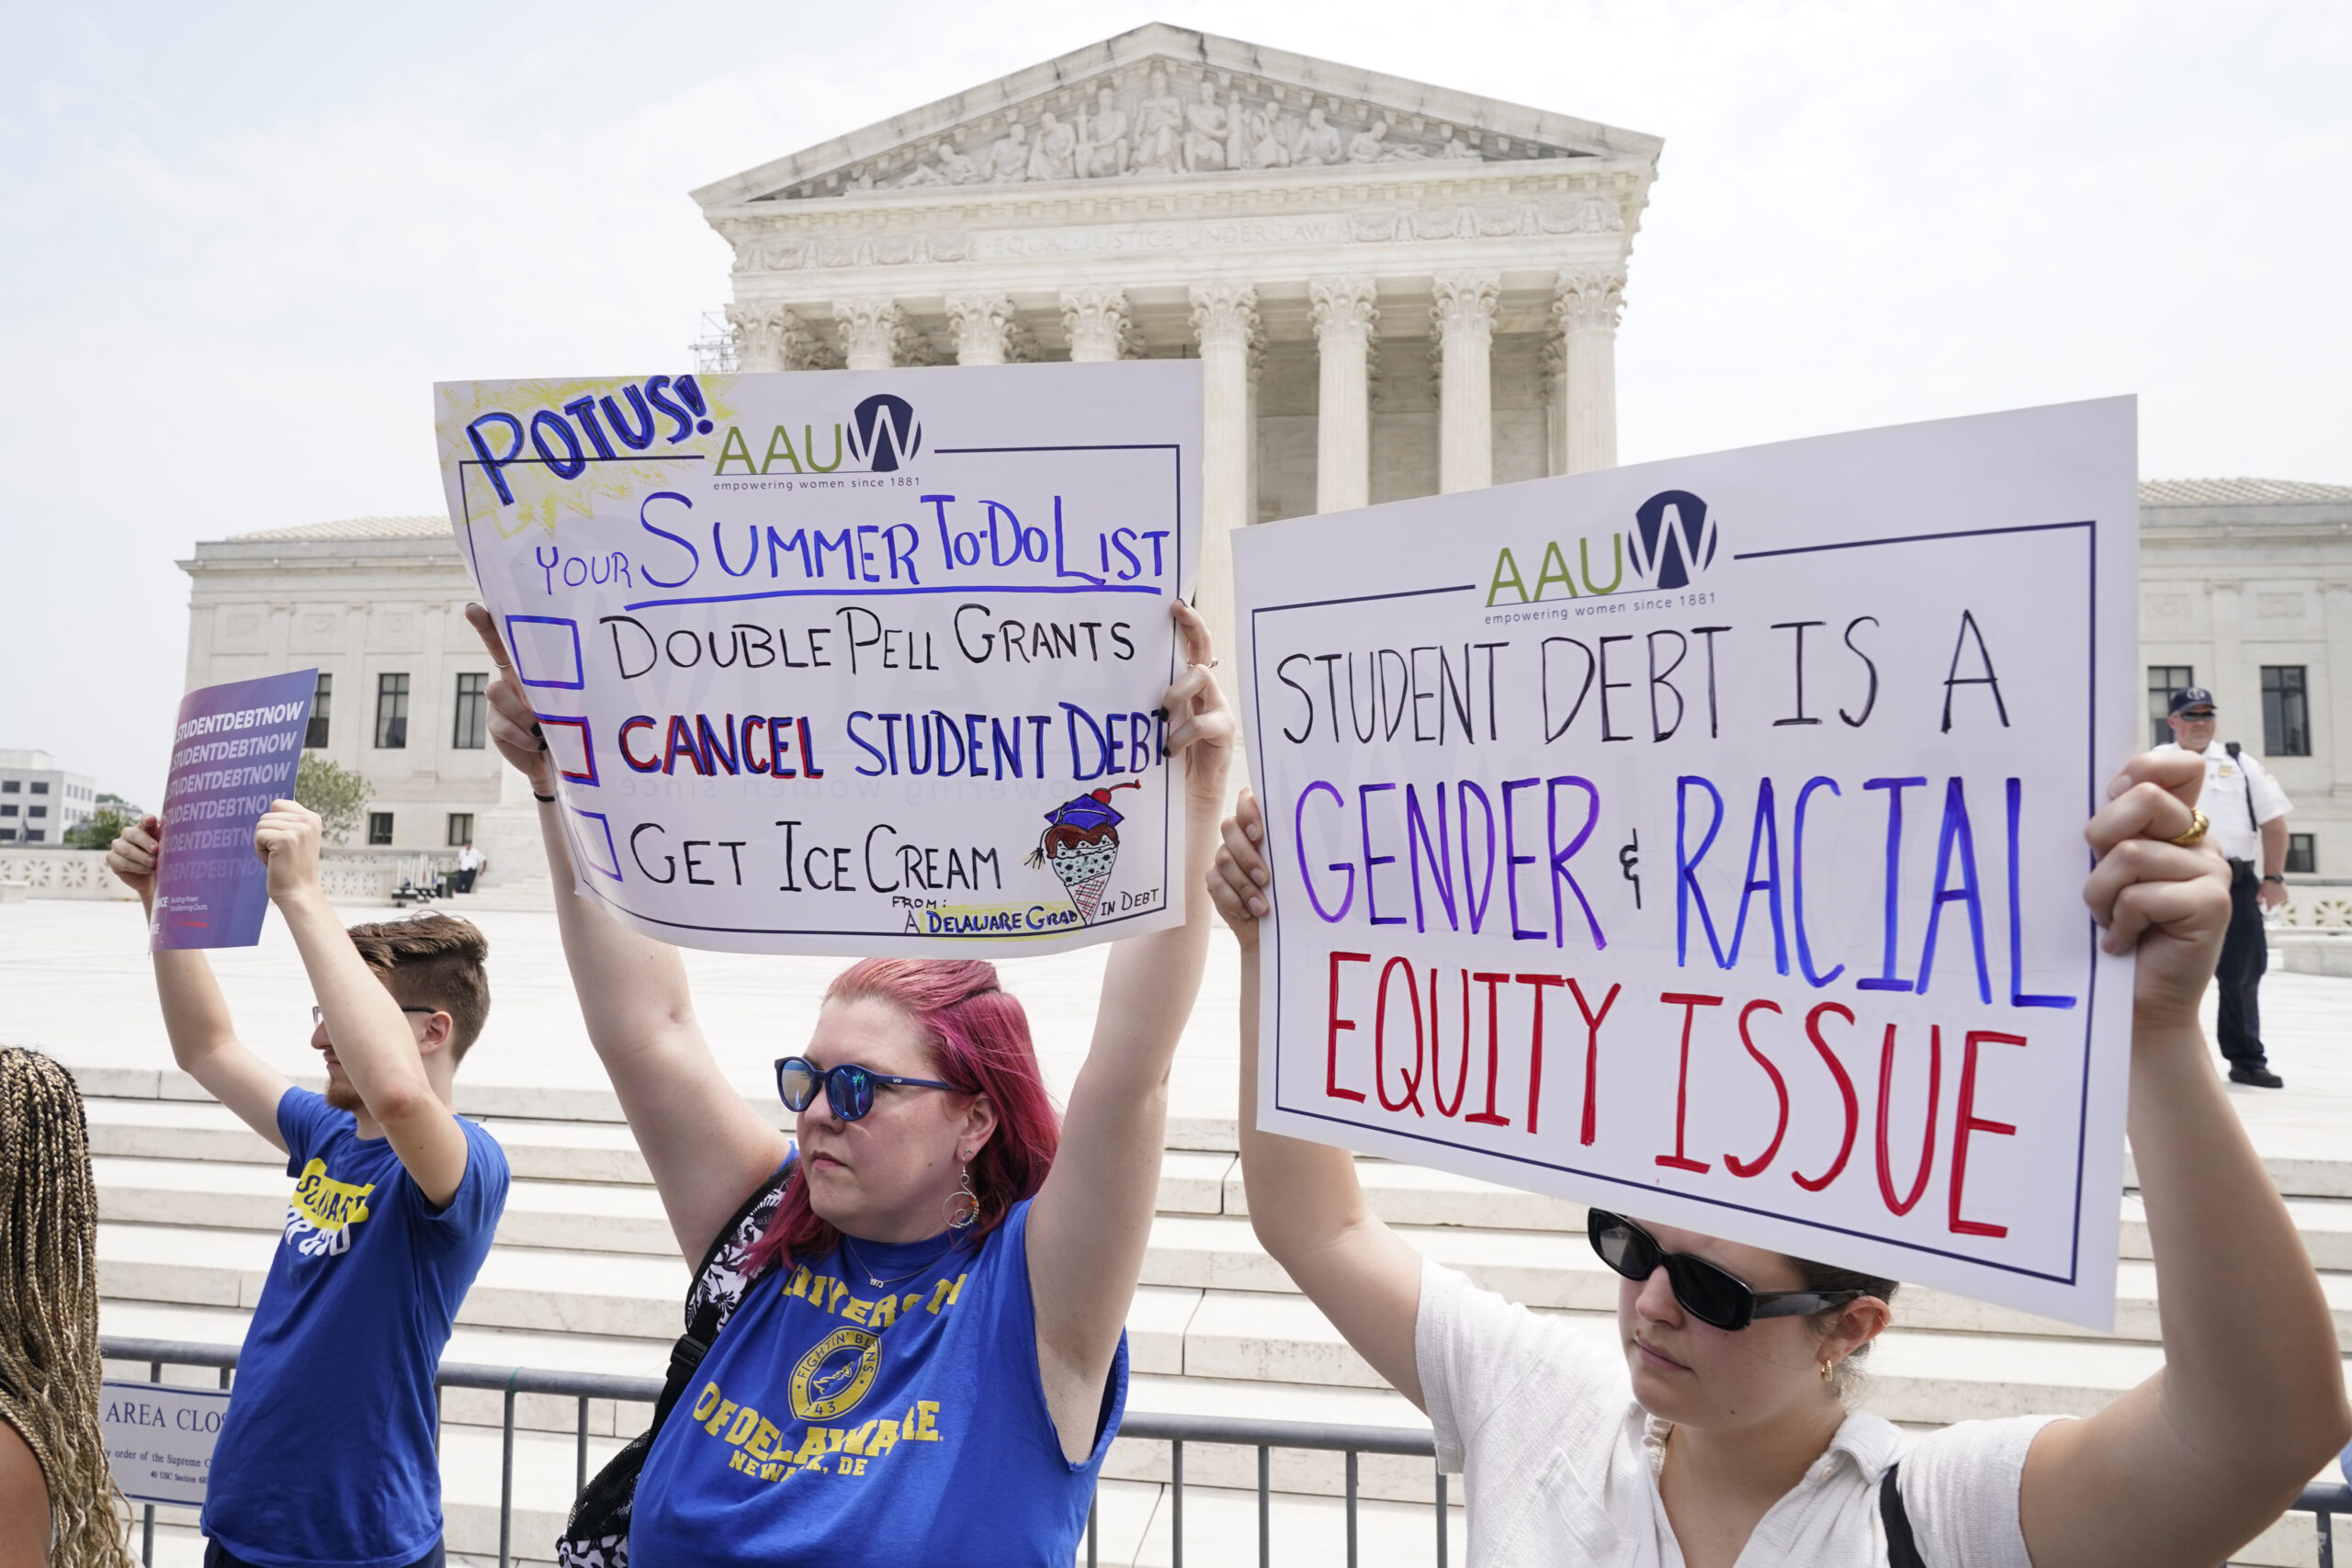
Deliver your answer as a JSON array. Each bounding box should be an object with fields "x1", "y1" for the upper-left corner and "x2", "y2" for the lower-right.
[{"x1": 345, "y1": 913, "x2": 492, "y2": 1062}]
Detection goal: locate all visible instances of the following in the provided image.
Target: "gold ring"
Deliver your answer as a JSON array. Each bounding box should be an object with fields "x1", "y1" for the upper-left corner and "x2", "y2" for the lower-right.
[{"x1": 2169, "y1": 808, "x2": 2210, "y2": 847}]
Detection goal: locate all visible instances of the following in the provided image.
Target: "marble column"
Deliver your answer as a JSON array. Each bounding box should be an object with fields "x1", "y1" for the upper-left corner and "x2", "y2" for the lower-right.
[
  {"x1": 1189, "y1": 282, "x2": 1260, "y2": 672},
  {"x1": 2209, "y1": 579, "x2": 2247, "y2": 735},
  {"x1": 727, "y1": 304, "x2": 788, "y2": 373},
  {"x1": 2324, "y1": 581, "x2": 2352, "y2": 800},
  {"x1": 1431, "y1": 273, "x2": 1498, "y2": 494},
  {"x1": 1060, "y1": 288, "x2": 1134, "y2": 363},
  {"x1": 1310, "y1": 277, "x2": 1377, "y2": 514},
  {"x1": 945, "y1": 293, "x2": 1017, "y2": 366},
  {"x1": 833, "y1": 299, "x2": 903, "y2": 370},
  {"x1": 1555, "y1": 270, "x2": 1625, "y2": 474}
]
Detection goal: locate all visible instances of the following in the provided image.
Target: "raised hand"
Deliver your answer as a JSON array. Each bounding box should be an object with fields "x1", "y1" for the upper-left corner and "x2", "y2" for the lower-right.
[
  {"x1": 1159, "y1": 600, "x2": 1235, "y2": 807},
  {"x1": 107, "y1": 813, "x2": 164, "y2": 904},
  {"x1": 463, "y1": 604, "x2": 554, "y2": 795},
  {"x1": 1206, "y1": 786, "x2": 1269, "y2": 948},
  {"x1": 254, "y1": 799, "x2": 326, "y2": 905},
  {"x1": 2083, "y1": 748, "x2": 2230, "y2": 1032}
]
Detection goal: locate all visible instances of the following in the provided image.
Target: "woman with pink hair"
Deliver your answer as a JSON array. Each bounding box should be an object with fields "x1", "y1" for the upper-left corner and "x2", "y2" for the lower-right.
[{"x1": 469, "y1": 602, "x2": 1233, "y2": 1566}]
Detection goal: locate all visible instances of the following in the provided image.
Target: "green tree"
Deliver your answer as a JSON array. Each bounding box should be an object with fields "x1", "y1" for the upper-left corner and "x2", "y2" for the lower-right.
[
  {"x1": 64, "y1": 807, "x2": 132, "y2": 850},
  {"x1": 295, "y1": 753, "x2": 370, "y2": 845}
]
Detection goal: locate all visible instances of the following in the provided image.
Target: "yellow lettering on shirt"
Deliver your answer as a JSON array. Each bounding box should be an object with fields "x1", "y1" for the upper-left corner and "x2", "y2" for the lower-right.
[
  {"x1": 793, "y1": 1427, "x2": 832, "y2": 1466},
  {"x1": 901, "y1": 1291, "x2": 923, "y2": 1320},
  {"x1": 915, "y1": 1400, "x2": 940, "y2": 1441},
  {"x1": 869, "y1": 1292, "x2": 897, "y2": 1329},
  {"x1": 726, "y1": 1406, "x2": 761, "y2": 1446},
  {"x1": 843, "y1": 1296, "x2": 871, "y2": 1325},
  {"x1": 704, "y1": 1400, "x2": 740, "y2": 1437},
  {"x1": 747, "y1": 1417, "x2": 782, "y2": 1461},
  {"x1": 827, "y1": 1279, "x2": 853, "y2": 1314},
  {"x1": 786, "y1": 1266, "x2": 813, "y2": 1301},
  {"x1": 691, "y1": 1382, "x2": 724, "y2": 1422},
  {"x1": 289, "y1": 1159, "x2": 374, "y2": 1233},
  {"x1": 842, "y1": 1418, "x2": 879, "y2": 1456},
  {"x1": 866, "y1": 1418, "x2": 899, "y2": 1458},
  {"x1": 926, "y1": 1275, "x2": 965, "y2": 1314}
]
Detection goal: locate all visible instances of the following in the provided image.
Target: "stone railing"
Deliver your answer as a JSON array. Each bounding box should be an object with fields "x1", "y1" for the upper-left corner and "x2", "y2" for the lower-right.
[
  {"x1": 2274, "y1": 885, "x2": 2352, "y2": 931},
  {"x1": 0, "y1": 849, "x2": 137, "y2": 901},
  {"x1": 0, "y1": 848, "x2": 458, "y2": 906}
]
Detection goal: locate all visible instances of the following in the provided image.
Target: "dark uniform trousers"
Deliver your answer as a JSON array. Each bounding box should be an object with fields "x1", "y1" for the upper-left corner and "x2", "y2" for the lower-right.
[{"x1": 2215, "y1": 859, "x2": 2271, "y2": 1071}]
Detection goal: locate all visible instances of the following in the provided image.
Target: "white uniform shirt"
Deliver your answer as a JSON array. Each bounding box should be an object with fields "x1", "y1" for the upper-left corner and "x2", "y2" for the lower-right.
[
  {"x1": 458, "y1": 846, "x2": 483, "y2": 872},
  {"x1": 2162, "y1": 741, "x2": 2291, "y2": 863},
  {"x1": 1416, "y1": 1259, "x2": 2061, "y2": 1567}
]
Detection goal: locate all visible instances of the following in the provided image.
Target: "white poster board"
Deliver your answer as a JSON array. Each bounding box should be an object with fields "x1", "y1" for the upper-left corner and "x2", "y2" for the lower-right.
[
  {"x1": 435, "y1": 362, "x2": 1201, "y2": 955},
  {"x1": 102, "y1": 1379, "x2": 231, "y2": 1507},
  {"x1": 1236, "y1": 399, "x2": 2139, "y2": 1326}
]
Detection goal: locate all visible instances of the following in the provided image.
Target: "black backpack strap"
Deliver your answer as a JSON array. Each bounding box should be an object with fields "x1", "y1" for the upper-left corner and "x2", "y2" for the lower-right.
[{"x1": 1880, "y1": 1462, "x2": 1927, "y2": 1568}]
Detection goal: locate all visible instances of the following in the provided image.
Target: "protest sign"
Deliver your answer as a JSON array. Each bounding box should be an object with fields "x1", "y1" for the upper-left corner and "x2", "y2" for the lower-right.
[
  {"x1": 435, "y1": 363, "x2": 1200, "y2": 956},
  {"x1": 102, "y1": 1378, "x2": 232, "y2": 1507},
  {"x1": 1236, "y1": 399, "x2": 2139, "y2": 1326},
  {"x1": 152, "y1": 671, "x2": 316, "y2": 951}
]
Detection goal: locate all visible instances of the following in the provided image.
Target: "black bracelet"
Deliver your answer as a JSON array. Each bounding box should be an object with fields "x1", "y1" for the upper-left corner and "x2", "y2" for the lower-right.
[
  {"x1": 2263, "y1": 873, "x2": 2285, "y2": 884},
  {"x1": 534, "y1": 791, "x2": 556, "y2": 804}
]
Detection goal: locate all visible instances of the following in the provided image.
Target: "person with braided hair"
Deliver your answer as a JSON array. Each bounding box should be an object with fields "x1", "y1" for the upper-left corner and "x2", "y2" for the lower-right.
[
  {"x1": 107, "y1": 809, "x2": 510, "y2": 1568},
  {"x1": 0, "y1": 1046, "x2": 133, "y2": 1568}
]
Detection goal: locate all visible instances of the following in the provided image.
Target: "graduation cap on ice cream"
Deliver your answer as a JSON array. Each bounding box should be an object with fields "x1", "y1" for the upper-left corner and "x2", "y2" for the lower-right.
[{"x1": 1027, "y1": 781, "x2": 1141, "y2": 922}]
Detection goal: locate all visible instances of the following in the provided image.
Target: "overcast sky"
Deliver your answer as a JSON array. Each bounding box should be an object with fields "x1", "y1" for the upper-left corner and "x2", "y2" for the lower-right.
[{"x1": 4, "y1": 0, "x2": 2346, "y2": 808}]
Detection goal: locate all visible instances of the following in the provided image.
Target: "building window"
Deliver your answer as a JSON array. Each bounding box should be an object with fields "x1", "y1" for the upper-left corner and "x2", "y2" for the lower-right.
[
  {"x1": 2287, "y1": 833, "x2": 2317, "y2": 874},
  {"x1": 0, "y1": 806, "x2": 13, "y2": 818},
  {"x1": 368, "y1": 812, "x2": 394, "y2": 846},
  {"x1": 307, "y1": 672, "x2": 334, "y2": 750},
  {"x1": 22, "y1": 830, "x2": 41, "y2": 842},
  {"x1": 0, "y1": 781, "x2": 15, "y2": 793},
  {"x1": 375, "y1": 674, "x2": 410, "y2": 749},
  {"x1": 28, "y1": 782, "x2": 46, "y2": 795},
  {"x1": 447, "y1": 812, "x2": 475, "y2": 847},
  {"x1": 0, "y1": 829, "x2": 13, "y2": 841},
  {"x1": 2260, "y1": 666, "x2": 2311, "y2": 757},
  {"x1": 2146, "y1": 665, "x2": 2195, "y2": 749},
  {"x1": 451, "y1": 673, "x2": 489, "y2": 750},
  {"x1": 26, "y1": 807, "x2": 44, "y2": 819}
]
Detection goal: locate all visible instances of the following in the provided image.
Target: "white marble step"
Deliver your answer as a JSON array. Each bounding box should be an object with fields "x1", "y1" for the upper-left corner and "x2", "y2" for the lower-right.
[
  {"x1": 2119, "y1": 1190, "x2": 2352, "y2": 1270},
  {"x1": 94, "y1": 1156, "x2": 678, "y2": 1254},
  {"x1": 1142, "y1": 1213, "x2": 2352, "y2": 1351}
]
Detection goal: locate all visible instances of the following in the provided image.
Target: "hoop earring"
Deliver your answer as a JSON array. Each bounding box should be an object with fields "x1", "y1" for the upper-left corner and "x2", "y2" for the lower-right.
[
  {"x1": 945, "y1": 1167, "x2": 980, "y2": 1231},
  {"x1": 1819, "y1": 1359, "x2": 1836, "y2": 1383}
]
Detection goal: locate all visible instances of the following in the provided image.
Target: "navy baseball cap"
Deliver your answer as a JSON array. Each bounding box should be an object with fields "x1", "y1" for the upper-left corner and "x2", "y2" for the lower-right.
[{"x1": 2168, "y1": 687, "x2": 2218, "y2": 716}]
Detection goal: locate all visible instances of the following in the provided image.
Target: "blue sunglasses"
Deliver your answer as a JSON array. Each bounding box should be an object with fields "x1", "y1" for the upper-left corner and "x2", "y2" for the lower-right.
[{"x1": 774, "y1": 1055, "x2": 961, "y2": 1122}]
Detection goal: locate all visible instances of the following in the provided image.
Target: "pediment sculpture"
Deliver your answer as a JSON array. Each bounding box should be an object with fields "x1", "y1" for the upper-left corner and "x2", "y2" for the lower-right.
[{"x1": 797, "y1": 62, "x2": 1562, "y2": 200}]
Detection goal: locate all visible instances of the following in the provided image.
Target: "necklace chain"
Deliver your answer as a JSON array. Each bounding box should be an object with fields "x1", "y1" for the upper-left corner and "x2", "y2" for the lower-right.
[{"x1": 840, "y1": 1235, "x2": 942, "y2": 1291}]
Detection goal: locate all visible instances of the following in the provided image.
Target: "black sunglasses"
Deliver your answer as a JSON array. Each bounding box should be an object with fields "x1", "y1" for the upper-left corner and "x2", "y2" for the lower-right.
[
  {"x1": 1587, "y1": 1210, "x2": 1867, "y2": 1331},
  {"x1": 774, "y1": 1056, "x2": 960, "y2": 1122}
]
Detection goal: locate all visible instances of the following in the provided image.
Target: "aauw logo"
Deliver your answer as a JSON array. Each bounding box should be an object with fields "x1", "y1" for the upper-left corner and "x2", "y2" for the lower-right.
[
  {"x1": 1628, "y1": 490, "x2": 1717, "y2": 590},
  {"x1": 845, "y1": 393, "x2": 922, "y2": 473}
]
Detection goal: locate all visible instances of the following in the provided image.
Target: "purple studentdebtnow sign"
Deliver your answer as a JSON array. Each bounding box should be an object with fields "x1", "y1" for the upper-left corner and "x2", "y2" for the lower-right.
[{"x1": 150, "y1": 670, "x2": 317, "y2": 951}]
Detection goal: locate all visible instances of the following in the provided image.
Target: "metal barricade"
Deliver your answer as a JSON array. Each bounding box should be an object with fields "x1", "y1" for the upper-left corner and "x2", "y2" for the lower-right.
[{"x1": 98, "y1": 1337, "x2": 2348, "y2": 1568}]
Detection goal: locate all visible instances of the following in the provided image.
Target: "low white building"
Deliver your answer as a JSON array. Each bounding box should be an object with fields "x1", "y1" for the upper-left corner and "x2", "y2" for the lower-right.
[
  {"x1": 2142, "y1": 478, "x2": 2352, "y2": 889},
  {"x1": 175, "y1": 517, "x2": 544, "y2": 883},
  {"x1": 0, "y1": 750, "x2": 97, "y2": 844}
]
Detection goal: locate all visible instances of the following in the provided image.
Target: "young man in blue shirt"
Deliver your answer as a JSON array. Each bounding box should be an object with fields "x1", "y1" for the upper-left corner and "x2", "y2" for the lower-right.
[{"x1": 110, "y1": 801, "x2": 511, "y2": 1568}]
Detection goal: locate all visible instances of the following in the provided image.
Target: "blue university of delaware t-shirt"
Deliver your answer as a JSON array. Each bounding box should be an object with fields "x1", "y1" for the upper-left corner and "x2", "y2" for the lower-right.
[
  {"x1": 629, "y1": 1198, "x2": 1126, "y2": 1567},
  {"x1": 201, "y1": 1088, "x2": 509, "y2": 1568}
]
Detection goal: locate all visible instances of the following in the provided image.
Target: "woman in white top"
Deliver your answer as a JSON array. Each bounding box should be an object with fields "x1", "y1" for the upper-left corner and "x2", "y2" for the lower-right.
[{"x1": 1206, "y1": 750, "x2": 2351, "y2": 1568}]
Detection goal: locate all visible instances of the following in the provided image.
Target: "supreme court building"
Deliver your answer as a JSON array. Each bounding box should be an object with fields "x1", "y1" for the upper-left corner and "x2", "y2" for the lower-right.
[{"x1": 175, "y1": 26, "x2": 2352, "y2": 892}]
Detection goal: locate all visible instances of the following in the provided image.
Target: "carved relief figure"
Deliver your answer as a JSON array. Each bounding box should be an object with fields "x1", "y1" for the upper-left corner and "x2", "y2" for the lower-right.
[
  {"x1": 1246, "y1": 101, "x2": 1295, "y2": 170},
  {"x1": 1028, "y1": 111, "x2": 1078, "y2": 181},
  {"x1": 1293, "y1": 106, "x2": 1343, "y2": 166},
  {"x1": 1133, "y1": 70, "x2": 1184, "y2": 172},
  {"x1": 1437, "y1": 127, "x2": 1481, "y2": 160},
  {"x1": 1181, "y1": 78, "x2": 1229, "y2": 173},
  {"x1": 987, "y1": 121, "x2": 1031, "y2": 182},
  {"x1": 898, "y1": 139, "x2": 978, "y2": 187},
  {"x1": 1348, "y1": 118, "x2": 1398, "y2": 162},
  {"x1": 1078, "y1": 85, "x2": 1129, "y2": 178}
]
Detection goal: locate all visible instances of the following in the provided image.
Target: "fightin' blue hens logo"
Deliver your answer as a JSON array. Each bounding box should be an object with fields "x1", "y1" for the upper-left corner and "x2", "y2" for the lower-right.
[
  {"x1": 1628, "y1": 490, "x2": 1718, "y2": 590},
  {"x1": 844, "y1": 394, "x2": 922, "y2": 473}
]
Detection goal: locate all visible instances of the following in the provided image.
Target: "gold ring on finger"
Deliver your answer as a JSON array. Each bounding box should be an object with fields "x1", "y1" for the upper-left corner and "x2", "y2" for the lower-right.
[{"x1": 2168, "y1": 807, "x2": 2210, "y2": 847}]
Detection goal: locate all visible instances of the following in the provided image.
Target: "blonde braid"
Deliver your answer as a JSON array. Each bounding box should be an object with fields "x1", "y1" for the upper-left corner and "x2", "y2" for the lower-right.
[{"x1": 0, "y1": 1047, "x2": 133, "y2": 1567}]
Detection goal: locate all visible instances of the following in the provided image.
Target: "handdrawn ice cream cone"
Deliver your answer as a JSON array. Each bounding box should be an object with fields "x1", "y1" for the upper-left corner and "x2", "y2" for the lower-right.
[{"x1": 1028, "y1": 782, "x2": 1140, "y2": 924}]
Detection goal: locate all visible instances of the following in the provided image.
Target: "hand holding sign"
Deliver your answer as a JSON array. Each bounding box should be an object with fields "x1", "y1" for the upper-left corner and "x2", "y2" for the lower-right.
[
  {"x1": 464, "y1": 603, "x2": 554, "y2": 796},
  {"x1": 2083, "y1": 750, "x2": 2229, "y2": 1027},
  {"x1": 107, "y1": 814, "x2": 164, "y2": 904},
  {"x1": 254, "y1": 799, "x2": 327, "y2": 906}
]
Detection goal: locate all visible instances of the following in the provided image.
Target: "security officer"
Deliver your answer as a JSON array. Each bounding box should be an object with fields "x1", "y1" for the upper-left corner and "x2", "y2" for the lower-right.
[{"x1": 2163, "y1": 686, "x2": 2292, "y2": 1087}]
